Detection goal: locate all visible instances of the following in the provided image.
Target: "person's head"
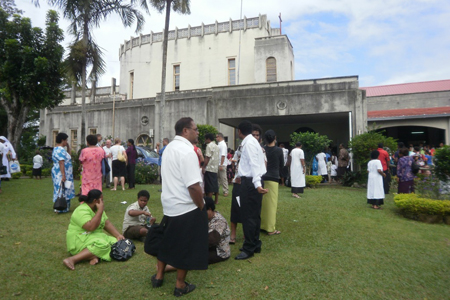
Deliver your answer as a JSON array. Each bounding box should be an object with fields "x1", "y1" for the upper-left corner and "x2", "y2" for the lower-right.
[
  {"x1": 79, "y1": 189, "x2": 103, "y2": 204},
  {"x1": 264, "y1": 129, "x2": 276, "y2": 145},
  {"x1": 398, "y1": 142, "x2": 404, "y2": 149},
  {"x1": 86, "y1": 134, "x2": 97, "y2": 146},
  {"x1": 252, "y1": 124, "x2": 262, "y2": 142},
  {"x1": 378, "y1": 143, "x2": 383, "y2": 149},
  {"x1": 204, "y1": 196, "x2": 216, "y2": 220},
  {"x1": 296, "y1": 142, "x2": 302, "y2": 148},
  {"x1": 35, "y1": 149, "x2": 40, "y2": 155},
  {"x1": 56, "y1": 133, "x2": 69, "y2": 145},
  {"x1": 205, "y1": 133, "x2": 215, "y2": 144},
  {"x1": 106, "y1": 139, "x2": 112, "y2": 148},
  {"x1": 339, "y1": 143, "x2": 345, "y2": 149},
  {"x1": 400, "y1": 148, "x2": 409, "y2": 157},
  {"x1": 279, "y1": 143, "x2": 285, "y2": 148},
  {"x1": 175, "y1": 117, "x2": 198, "y2": 144},
  {"x1": 96, "y1": 134, "x2": 102, "y2": 143},
  {"x1": 0, "y1": 137, "x2": 5, "y2": 143},
  {"x1": 163, "y1": 138, "x2": 169, "y2": 146},
  {"x1": 127, "y1": 139, "x2": 135, "y2": 147},
  {"x1": 440, "y1": 142, "x2": 444, "y2": 147},
  {"x1": 370, "y1": 150, "x2": 380, "y2": 160},
  {"x1": 414, "y1": 146, "x2": 420, "y2": 153},
  {"x1": 137, "y1": 190, "x2": 150, "y2": 208},
  {"x1": 216, "y1": 132, "x2": 224, "y2": 142},
  {"x1": 237, "y1": 120, "x2": 252, "y2": 139},
  {"x1": 114, "y1": 138, "x2": 121, "y2": 145}
]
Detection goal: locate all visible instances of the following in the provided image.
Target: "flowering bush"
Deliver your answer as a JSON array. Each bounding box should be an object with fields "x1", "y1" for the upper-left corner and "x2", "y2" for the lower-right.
[{"x1": 135, "y1": 161, "x2": 158, "y2": 184}]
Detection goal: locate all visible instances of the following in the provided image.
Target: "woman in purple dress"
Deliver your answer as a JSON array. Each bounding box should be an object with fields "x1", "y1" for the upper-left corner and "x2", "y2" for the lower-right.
[
  {"x1": 396, "y1": 148, "x2": 415, "y2": 194},
  {"x1": 126, "y1": 139, "x2": 138, "y2": 189}
]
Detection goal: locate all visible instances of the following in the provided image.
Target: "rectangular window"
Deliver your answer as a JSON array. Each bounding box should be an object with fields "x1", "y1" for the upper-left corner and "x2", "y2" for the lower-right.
[
  {"x1": 71, "y1": 129, "x2": 78, "y2": 150},
  {"x1": 228, "y1": 59, "x2": 236, "y2": 85},
  {"x1": 266, "y1": 57, "x2": 277, "y2": 82},
  {"x1": 129, "y1": 71, "x2": 134, "y2": 99},
  {"x1": 52, "y1": 130, "x2": 58, "y2": 147},
  {"x1": 89, "y1": 128, "x2": 97, "y2": 135},
  {"x1": 174, "y1": 65, "x2": 180, "y2": 91}
]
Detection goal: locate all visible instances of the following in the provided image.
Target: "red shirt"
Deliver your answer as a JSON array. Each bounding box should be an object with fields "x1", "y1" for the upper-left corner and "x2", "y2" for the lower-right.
[
  {"x1": 193, "y1": 145, "x2": 202, "y2": 167},
  {"x1": 377, "y1": 148, "x2": 390, "y2": 171}
]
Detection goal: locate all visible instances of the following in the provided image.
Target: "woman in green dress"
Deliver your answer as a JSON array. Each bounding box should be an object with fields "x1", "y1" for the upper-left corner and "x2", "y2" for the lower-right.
[{"x1": 63, "y1": 189, "x2": 124, "y2": 270}]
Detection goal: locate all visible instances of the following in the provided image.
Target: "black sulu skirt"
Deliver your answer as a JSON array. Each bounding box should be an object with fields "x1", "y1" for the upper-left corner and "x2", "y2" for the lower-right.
[{"x1": 112, "y1": 160, "x2": 126, "y2": 178}]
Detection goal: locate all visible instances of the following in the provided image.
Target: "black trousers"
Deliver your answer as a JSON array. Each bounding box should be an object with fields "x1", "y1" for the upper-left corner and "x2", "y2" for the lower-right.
[
  {"x1": 127, "y1": 163, "x2": 136, "y2": 188},
  {"x1": 240, "y1": 177, "x2": 263, "y2": 255},
  {"x1": 383, "y1": 170, "x2": 391, "y2": 194}
]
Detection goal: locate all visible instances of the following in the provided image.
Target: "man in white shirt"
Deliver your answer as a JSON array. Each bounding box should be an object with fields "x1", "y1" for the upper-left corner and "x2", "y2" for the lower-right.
[
  {"x1": 103, "y1": 139, "x2": 112, "y2": 188},
  {"x1": 96, "y1": 134, "x2": 102, "y2": 147},
  {"x1": 202, "y1": 133, "x2": 220, "y2": 204},
  {"x1": 216, "y1": 133, "x2": 229, "y2": 196},
  {"x1": 152, "y1": 117, "x2": 207, "y2": 297},
  {"x1": 235, "y1": 120, "x2": 268, "y2": 260}
]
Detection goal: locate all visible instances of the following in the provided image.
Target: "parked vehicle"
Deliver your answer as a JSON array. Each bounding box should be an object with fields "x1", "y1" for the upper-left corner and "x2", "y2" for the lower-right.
[{"x1": 135, "y1": 146, "x2": 159, "y2": 165}]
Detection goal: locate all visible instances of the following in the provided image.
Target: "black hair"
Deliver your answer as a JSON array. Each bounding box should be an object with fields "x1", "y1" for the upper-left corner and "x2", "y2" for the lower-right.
[
  {"x1": 175, "y1": 117, "x2": 194, "y2": 135},
  {"x1": 398, "y1": 142, "x2": 404, "y2": 148},
  {"x1": 264, "y1": 129, "x2": 276, "y2": 144},
  {"x1": 79, "y1": 189, "x2": 102, "y2": 203},
  {"x1": 414, "y1": 146, "x2": 420, "y2": 152},
  {"x1": 137, "y1": 190, "x2": 150, "y2": 200},
  {"x1": 86, "y1": 134, "x2": 97, "y2": 146},
  {"x1": 238, "y1": 120, "x2": 253, "y2": 136},
  {"x1": 205, "y1": 133, "x2": 215, "y2": 142},
  {"x1": 378, "y1": 143, "x2": 383, "y2": 148},
  {"x1": 295, "y1": 142, "x2": 302, "y2": 147},
  {"x1": 370, "y1": 150, "x2": 380, "y2": 160},
  {"x1": 279, "y1": 143, "x2": 285, "y2": 147},
  {"x1": 401, "y1": 148, "x2": 409, "y2": 156},
  {"x1": 56, "y1": 132, "x2": 68, "y2": 143},
  {"x1": 252, "y1": 124, "x2": 262, "y2": 135},
  {"x1": 128, "y1": 139, "x2": 137, "y2": 156},
  {"x1": 204, "y1": 196, "x2": 215, "y2": 211}
]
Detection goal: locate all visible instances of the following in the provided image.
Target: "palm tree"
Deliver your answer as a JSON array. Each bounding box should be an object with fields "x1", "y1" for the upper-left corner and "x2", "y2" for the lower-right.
[
  {"x1": 37, "y1": 0, "x2": 145, "y2": 145},
  {"x1": 148, "y1": 0, "x2": 190, "y2": 143}
]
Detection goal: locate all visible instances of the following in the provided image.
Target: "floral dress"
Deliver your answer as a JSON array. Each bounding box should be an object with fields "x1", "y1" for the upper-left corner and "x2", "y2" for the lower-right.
[
  {"x1": 52, "y1": 146, "x2": 75, "y2": 213},
  {"x1": 79, "y1": 147, "x2": 105, "y2": 195}
]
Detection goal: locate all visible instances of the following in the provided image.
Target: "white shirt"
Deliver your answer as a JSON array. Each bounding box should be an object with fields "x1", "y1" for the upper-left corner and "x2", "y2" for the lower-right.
[
  {"x1": 103, "y1": 146, "x2": 112, "y2": 161},
  {"x1": 161, "y1": 136, "x2": 203, "y2": 217},
  {"x1": 218, "y1": 140, "x2": 228, "y2": 166},
  {"x1": 33, "y1": 155, "x2": 43, "y2": 169},
  {"x1": 122, "y1": 201, "x2": 151, "y2": 233},
  {"x1": 237, "y1": 134, "x2": 267, "y2": 188},
  {"x1": 282, "y1": 148, "x2": 289, "y2": 165},
  {"x1": 110, "y1": 145, "x2": 125, "y2": 160}
]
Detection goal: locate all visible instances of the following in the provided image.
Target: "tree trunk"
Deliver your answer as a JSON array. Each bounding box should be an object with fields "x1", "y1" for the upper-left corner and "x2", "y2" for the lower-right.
[
  {"x1": 159, "y1": 0, "x2": 172, "y2": 143},
  {"x1": 80, "y1": 23, "x2": 89, "y2": 148}
]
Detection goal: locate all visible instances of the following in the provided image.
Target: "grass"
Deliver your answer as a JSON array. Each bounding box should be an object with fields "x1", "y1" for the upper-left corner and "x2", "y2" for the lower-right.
[{"x1": 1, "y1": 178, "x2": 450, "y2": 299}]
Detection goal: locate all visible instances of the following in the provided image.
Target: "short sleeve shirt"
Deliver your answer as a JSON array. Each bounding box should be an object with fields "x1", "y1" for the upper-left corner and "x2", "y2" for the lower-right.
[
  {"x1": 161, "y1": 136, "x2": 203, "y2": 217},
  {"x1": 122, "y1": 201, "x2": 150, "y2": 233},
  {"x1": 218, "y1": 140, "x2": 228, "y2": 166},
  {"x1": 205, "y1": 142, "x2": 219, "y2": 173},
  {"x1": 110, "y1": 145, "x2": 125, "y2": 160}
]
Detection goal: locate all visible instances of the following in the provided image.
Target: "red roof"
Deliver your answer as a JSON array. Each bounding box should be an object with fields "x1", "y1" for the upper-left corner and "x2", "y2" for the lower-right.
[
  {"x1": 368, "y1": 107, "x2": 450, "y2": 119},
  {"x1": 361, "y1": 79, "x2": 450, "y2": 97}
]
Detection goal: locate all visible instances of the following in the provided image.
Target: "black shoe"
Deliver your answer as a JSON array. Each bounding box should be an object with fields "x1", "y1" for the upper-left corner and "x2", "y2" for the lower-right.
[
  {"x1": 239, "y1": 247, "x2": 261, "y2": 253},
  {"x1": 235, "y1": 251, "x2": 254, "y2": 260},
  {"x1": 173, "y1": 282, "x2": 196, "y2": 297},
  {"x1": 151, "y1": 274, "x2": 163, "y2": 288}
]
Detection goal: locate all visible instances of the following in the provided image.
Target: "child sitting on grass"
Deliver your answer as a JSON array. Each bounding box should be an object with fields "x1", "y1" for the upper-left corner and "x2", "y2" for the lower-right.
[{"x1": 122, "y1": 190, "x2": 156, "y2": 241}]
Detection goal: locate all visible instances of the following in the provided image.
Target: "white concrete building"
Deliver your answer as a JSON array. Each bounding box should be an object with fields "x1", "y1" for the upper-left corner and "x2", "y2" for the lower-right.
[{"x1": 118, "y1": 14, "x2": 294, "y2": 99}]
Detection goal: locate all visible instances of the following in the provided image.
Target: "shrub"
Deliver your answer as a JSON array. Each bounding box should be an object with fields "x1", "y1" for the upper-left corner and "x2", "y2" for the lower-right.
[
  {"x1": 12, "y1": 172, "x2": 21, "y2": 179},
  {"x1": 135, "y1": 161, "x2": 158, "y2": 184},
  {"x1": 434, "y1": 145, "x2": 450, "y2": 182},
  {"x1": 394, "y1": 194, "x2": 450, "y2": 216},
  {"x1": 342, "y1": 171, "x2": 368, "y2": 187},
  {"x1": 26, "y1": 170, "x2": 33, "y2": 178},
  {"x1": 305, "y1": 175, "x2": 322, "y2": 188},
  {"x1": 20, "y1": 164, "x2": 33, "y2": 175},
  {"x1": 197, "y1": 124, "x2": 218, "y2": 148},
  {"x1": 42, "y1": 168, "x2": 51, "y2": 177},
  {"x1": 290, "y1": 132, "x2": 332, "y2": 174}
]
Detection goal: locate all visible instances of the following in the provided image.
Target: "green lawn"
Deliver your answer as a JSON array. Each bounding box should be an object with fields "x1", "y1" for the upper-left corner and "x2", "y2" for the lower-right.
[{"x1": 0, "y1": 178, "x2": 449, "y2": 299}]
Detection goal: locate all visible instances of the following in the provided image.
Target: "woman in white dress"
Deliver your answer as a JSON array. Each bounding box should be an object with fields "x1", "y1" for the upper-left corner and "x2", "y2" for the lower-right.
[
  {"x1": 316, "y1": 150, "x2": 328, "y2": 182},
  {"x1": 0, "y1": 136, "x2": 17, "y2": 179},
  {"x1": 289, "y1": 142, "x2": 306, "y2": 198},
  {"x1": 367, "y1": 150, "x2": 386, "y2": 209}
]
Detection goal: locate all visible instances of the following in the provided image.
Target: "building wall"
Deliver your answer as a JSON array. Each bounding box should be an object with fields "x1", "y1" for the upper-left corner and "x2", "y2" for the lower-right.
[{"x1": 367, "y1": 90, "x2": 450, "y2": 111}]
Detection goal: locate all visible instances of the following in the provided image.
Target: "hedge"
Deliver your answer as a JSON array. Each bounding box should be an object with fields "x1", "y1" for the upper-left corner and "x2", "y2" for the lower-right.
[
  {"x1": 12, "y1": 173, "x2": 21, "y2": 179},
  {"x1": 394, "y1": 193, "x2": 450, "y2": 216},
  {"x1": 305, "y1": 175, "x2": 322, "y2": 188}
]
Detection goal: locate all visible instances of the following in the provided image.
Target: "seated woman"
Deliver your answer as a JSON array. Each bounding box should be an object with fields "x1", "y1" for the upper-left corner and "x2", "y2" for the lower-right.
[
  {"x1": 163, "y1": 197, "x2": 230, "y2": 271},
  {"x1": 63, "y1": 189, "x2": 124, "y2": 270}
]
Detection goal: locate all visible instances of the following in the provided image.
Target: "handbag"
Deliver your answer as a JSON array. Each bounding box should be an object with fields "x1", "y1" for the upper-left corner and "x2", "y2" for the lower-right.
[
  {"x1": 117, "y1": 150, "x2": 126, "y2": 162},
  {"x1": 53, "y1": 185, "x2": 67, "y2": 210},
  {"x1": 144, "y1": 216, "x2": 167, "y2": 257},
  {"x1": 101, "y1": 158, "x2": 110, "y2": 175},
  {"x1": 110, "y1": 239, "x2": 136, "y2": 261},
  {"x1": 9, "y1": 160, "x2": 21, "y2": 174}
]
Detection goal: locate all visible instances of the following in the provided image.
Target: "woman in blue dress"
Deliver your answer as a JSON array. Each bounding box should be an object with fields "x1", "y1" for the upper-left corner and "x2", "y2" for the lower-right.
[{"x1": 52, "y1": 133, "x2": 75, "y2": 213}]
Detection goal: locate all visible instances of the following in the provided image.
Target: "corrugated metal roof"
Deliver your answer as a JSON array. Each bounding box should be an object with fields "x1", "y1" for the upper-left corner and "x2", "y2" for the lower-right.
[
  {"x1": 361, "y1": 79, "x2": 450, "y2": 97},
  {"x1": 368, "y1": 107, "x2": 450, "y2": 119}
]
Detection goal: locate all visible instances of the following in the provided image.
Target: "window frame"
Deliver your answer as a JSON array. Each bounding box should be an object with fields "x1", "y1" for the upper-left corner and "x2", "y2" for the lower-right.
[
  {"x1": 228, "y1": 58, "x2": 236, "y2": 85},
  {"x1": 266, "y1": 57, "x2": 277, "y2": 82},
  {"x1": 173, "y1": 64, "x2": 180, "y2": 91}
]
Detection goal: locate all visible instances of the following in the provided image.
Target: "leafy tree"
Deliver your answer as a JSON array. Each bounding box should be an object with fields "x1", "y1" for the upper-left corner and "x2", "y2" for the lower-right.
[
  {"x1": 197, "y1": 124, "x2": 218, "y2": 147},
  {"x1": 434, "y1": 146, "x2": 450, "y2": 182},
  {"x1": 290, "y1": 131, "x2": 332, "y2": 174},
  {"x1": 0, "y1": 0, "x2": 23, "y2": 15},
  {"x1": 148, "y1": 0, "x2": 190, "y2": 143},
  {"x1": 349, "y1": 128, "x2": 397, "y2": 169},
  {"x1": 43, "y1": 0, "x2": 145, "y2": 146},
  {"x1": 0, "y1": 8, "x2": 65, "y2": 150}
]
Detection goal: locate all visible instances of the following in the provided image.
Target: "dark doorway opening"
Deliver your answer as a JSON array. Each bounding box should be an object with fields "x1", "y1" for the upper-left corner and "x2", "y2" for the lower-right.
[{"x1": 377, "y1": 126, "x2": 445, "y2": 147}]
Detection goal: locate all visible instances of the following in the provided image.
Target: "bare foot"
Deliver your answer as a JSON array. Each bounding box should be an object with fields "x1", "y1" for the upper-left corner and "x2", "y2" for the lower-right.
[
  {"x1": 89, "y1": 257, "x2": 99, "y2": 265},
  {"x1": 63, "y1": 258, "x2": 75, "y2": 270}
]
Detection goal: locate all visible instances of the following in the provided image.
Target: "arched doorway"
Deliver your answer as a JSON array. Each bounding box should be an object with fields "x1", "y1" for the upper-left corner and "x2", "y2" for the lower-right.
[{"x1": 136, "y1": 134, "x2": 152, "y2": 147}]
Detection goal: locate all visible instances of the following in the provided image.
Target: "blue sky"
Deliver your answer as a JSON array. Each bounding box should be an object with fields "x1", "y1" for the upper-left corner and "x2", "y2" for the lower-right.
[{"x1": 20, "y1": 0, "x2": 450, "y2": 88}]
